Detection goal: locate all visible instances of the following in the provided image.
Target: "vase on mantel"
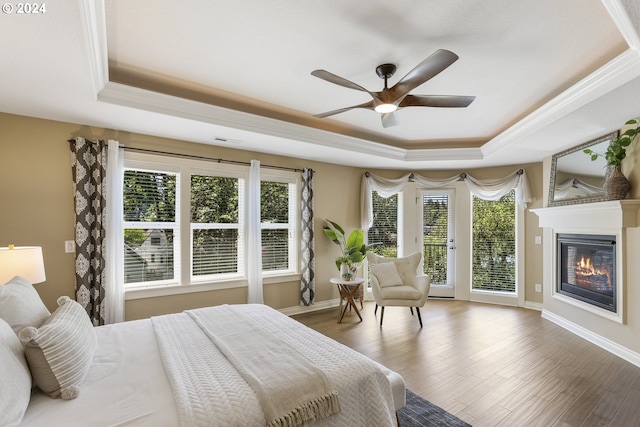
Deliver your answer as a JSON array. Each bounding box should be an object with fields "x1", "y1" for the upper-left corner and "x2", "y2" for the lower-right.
[{"x1": 604, "y1": 164, "x2": 630, "y2": 201}]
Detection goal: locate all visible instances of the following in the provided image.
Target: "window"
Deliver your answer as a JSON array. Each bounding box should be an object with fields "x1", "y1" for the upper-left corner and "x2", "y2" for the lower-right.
[
  {"x1": 190, "y1": 173, "x2": 241, "y2": 280},
  {"x1": 123, "y1": 168, "x2": 178, "y2": 285},
  {"x1": 261, "y1": 178, "x2": 297, "y2": 273},
  {"x1": 471, "y1": 191, "x2": 516, "y2": 293},
  {"x1": 123, "y1": 153, "x2": 299, "y2": 289},
  {"x1": 367, "y1": 191, "x2": 400, "y2": 257}
]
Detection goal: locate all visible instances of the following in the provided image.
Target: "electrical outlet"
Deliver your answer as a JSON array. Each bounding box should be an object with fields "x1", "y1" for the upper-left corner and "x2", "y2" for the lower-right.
[
  {"x1": 535, "y1": 235, "x2": 542, "y2": 245},
  {"x1": 64, "y1": 240, "x2": 75, "y2": 253},
  {"x1": 535, "y1": 283, "x2": 542, "y2": 293}
]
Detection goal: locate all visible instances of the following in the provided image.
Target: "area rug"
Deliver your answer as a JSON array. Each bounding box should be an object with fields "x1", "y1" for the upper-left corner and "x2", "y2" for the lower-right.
[{"x1": 397, "y1": 390, "x2": 472, "y2": 427}]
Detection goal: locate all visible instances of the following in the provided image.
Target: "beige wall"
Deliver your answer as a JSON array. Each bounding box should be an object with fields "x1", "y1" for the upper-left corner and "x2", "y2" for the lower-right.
[{"x1": 0, "y1": 112, "x2": 546, "y2": 321}]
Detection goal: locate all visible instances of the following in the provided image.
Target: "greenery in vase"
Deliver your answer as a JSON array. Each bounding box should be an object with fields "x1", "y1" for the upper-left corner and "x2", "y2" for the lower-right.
[
  {"x1": 584, "y1": 119, "x2": 640, "y2": 166},
  {"x1": 323, "y1": 219, "x2": 377, "y2": 271}
]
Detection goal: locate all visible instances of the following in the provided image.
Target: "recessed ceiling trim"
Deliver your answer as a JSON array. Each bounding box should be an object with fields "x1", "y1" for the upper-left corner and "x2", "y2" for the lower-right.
[
  {"x1": 482, "y1": 48, "x2": 640, "y2": 158},
  {"x1": 98, "y1": 80, "x2": 490, "y2": 163},
  {"x1": 97, "y1": 81, "x2": 405, "y2": 158},
  {"x1": 404, "y1": 147, "x2": 484, "y2": 162},
  {"x1": 80, "y1": 0, "x2": 108, "y2": 95},
  {"x1": 602, "y1": 0, "x2": 640, "y2": 49},
  {"x1": 81, "y1": 0, "x2": 639, "y2": 169}
]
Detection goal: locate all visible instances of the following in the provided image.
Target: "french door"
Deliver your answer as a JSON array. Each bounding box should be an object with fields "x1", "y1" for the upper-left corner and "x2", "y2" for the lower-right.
[{"x1": 418, "y1": 189, "x2": 455, "y2": 297}]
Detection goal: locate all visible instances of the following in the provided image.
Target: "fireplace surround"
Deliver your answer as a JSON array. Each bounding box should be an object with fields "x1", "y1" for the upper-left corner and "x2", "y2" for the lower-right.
[
  {"x1": 533, "y1": 200, "x2": 640, "y2": 323},
  {"x1": 556, "y1": 233, "x2": 616, "y2": 313}
]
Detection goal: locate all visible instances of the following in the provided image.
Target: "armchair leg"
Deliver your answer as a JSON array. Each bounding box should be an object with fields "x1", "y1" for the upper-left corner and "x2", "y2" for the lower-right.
[
  {"x1": 410, "y1": 307, "x2": 414, "y2": 316},
  {"x1": 416, "y1": 307, "x2": 423, "y2": 328},
  {"x1": 374, "y1": 304, "x2": 378, "y2": 315},
  {"x1": 380, "y1": 306, "x2": 385, "y2": 327}
]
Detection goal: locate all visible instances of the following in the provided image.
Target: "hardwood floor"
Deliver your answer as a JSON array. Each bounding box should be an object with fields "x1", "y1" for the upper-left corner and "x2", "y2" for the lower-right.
[{"x1": 292, "y1": 300, "x2": 640, "y2": 427}]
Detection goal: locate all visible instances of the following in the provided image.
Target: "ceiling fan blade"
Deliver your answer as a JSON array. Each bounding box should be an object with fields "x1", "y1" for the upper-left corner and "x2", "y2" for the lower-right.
[
  {"x1": 381, "y1": 111, "x2": 399, "y2": 128},
  {"x1": 311, "y1": 69, "x2": 370, "y2": 93},
  {"x1": 390, "y1": 49, "x2": 459, "y2": 99},
  {"x1": 313, "y1": 100, "x2": 375, "y2": 118},
  {"x1": 399, "y1": 94, "x2": 475, "y2": 108}
]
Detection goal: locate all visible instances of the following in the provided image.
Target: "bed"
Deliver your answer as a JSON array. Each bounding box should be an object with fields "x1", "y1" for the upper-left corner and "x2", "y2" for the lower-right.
[{"x1": 1, "y1": 277, "x2": 405, "y2": 427}]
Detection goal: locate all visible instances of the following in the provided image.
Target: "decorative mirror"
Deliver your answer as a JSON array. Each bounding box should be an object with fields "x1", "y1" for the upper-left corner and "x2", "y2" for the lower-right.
[{"x1": 548, "y1": 131, "x2": 617, "y2": 206}]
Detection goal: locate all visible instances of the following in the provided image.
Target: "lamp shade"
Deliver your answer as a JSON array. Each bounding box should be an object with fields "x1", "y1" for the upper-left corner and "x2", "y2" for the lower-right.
[{"x1": 0, "y1": 246, "x2": 46, "y2": 285}]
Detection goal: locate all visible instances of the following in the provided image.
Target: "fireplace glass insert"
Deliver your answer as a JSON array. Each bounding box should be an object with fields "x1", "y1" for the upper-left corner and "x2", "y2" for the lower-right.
[{"x1": 557, "y1": 233, "x2": 616, "y2": 312}]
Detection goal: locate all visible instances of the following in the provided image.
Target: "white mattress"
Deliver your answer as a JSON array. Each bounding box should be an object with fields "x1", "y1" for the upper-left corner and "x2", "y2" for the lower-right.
[{"x1": 21, "y1": 309, "x2": 405, "y2": 426}]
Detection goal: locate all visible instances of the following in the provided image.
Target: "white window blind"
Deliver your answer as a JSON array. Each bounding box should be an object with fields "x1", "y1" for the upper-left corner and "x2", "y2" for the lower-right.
[
  {"x1": 191, "y1": 174, "x2": 242, "y2": 280},
  {"x1": 122, "y1": 152, "x2": 300, "y2": 289},
  {"x1": 261, "y1": 178, "x2": 297, "y2": 274},
  {"x1": 123, "y1": 168, "x2": 179, "y2": 285},
  {"x1": 367, "y1": 191, "x2": 400, "y2": 257},
  {"x1": 472, "y1": 191, "x2": 516, "y2": 292},
  {"x1": 422, "y1": 193, "x2": 450, "y2": 284}
]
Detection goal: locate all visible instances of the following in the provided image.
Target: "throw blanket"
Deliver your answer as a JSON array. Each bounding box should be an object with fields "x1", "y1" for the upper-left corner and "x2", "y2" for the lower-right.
[
  {"x1": 152, "y1": 304, "x2": 397, "y2": 427},
  {"x1": 188, "y1": 305, "x2": 340, "y2": 427}
]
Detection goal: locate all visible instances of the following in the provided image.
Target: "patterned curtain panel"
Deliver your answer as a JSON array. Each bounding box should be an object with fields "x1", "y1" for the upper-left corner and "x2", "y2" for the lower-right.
[
  {"x1": 300, "y1": 168, "x2": 315, "y2": 305},
  {"x1": 69, "y1": 138, "x2": 107, "y2": 325}
]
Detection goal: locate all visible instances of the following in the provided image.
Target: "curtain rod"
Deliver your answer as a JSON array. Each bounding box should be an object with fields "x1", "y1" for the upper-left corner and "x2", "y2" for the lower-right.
[
  {"x1": 68, "y1": 139, "x2": 307, "y2": 173},
  {"x1": 123, "y1": 147, "x2": 306, "y2": 173}
]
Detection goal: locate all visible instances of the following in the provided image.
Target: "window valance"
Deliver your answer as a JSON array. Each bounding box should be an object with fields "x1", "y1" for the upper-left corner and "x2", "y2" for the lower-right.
[{"x1": 361, "y1": 169, "x2": 531, "y2": 229}]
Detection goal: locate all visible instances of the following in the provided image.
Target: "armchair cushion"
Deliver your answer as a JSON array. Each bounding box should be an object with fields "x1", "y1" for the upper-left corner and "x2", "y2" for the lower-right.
[
  {"x1": 379, "y1": 285, "x2": 423, "y2": 300},
  {"x1": 369, "y1": 262, "x2": 404, "y2": 288}
]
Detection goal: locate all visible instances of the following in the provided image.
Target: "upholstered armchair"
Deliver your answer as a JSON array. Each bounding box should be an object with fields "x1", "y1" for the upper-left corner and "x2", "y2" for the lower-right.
[{"x1": 366, "y1": 251, "x2": 430, "y2": 327}]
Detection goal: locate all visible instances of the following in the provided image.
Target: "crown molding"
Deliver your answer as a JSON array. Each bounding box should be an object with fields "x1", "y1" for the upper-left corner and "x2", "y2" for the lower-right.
[{"x1": 483, "y1": 48, "x2": 640, "y2": 158}]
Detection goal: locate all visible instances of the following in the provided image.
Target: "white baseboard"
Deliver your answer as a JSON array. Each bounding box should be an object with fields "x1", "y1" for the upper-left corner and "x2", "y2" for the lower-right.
[
  {"x1": 541, "y1": 309, "x2": 640, "y2": 368},
  {"x1": 278, "y1": 298, "x2": 340, "y2": 316},
  {"x1": 523, "y1": 301, "x2": 543, "y2": 311}
]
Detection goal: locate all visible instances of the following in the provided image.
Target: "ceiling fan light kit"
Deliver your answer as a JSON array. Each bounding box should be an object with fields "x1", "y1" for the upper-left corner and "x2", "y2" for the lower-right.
[
  {"x1": 311, "y1": 49, "x2": 475, "y2": 128},
  {"x1": 374, "y1": 103, "x2": 397, "y2": 113}
]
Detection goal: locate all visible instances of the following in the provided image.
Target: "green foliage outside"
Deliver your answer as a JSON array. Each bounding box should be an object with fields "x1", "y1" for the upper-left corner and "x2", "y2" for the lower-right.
[
  {"x1": 472, "y1": 191, "x2": 516, "y2": 292},
  {"x1": 367, "y1": 192, "x2": 398, "y2": 258},
  {"x1": 123, "y1": 170, "x2": 176, "y2": 222},
  {"x1": 422, "y1": 195, "x2": 449, "y2": 284},
  {"x1": 123, "y1": 171, "x2": 292, "y2": 283}
]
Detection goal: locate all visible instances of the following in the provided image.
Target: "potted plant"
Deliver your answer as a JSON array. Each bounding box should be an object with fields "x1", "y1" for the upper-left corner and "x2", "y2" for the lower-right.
[
  {"x1": 584, "y1": 119, "x2": 639, "y2": 200},
  {"x1": 323, "y1": 219, "x2": 375, "y2": 278}
]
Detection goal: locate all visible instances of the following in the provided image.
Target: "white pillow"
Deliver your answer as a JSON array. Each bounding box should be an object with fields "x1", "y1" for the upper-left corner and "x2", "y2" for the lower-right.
[
  {"x1": 0, "y1": 276, "x2": 50, "y2": 334},
  {"x1": 0, "y1": 317, "x2": 32, "y2": 427},
  {"x1": 370, "y1": 262, "x2": 404, "y2": 288},
  {"x1": 19, "y1": 296, "x2": 96, "y2": 400}
]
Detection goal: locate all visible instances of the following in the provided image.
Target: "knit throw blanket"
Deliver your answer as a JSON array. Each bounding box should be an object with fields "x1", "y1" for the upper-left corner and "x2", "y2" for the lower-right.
[{"x1": 187, "y1": 305, "x2": 340, "y2": 427}]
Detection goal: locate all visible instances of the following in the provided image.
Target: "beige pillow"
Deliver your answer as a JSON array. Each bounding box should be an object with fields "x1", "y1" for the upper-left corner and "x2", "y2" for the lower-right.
[
  {"x1": 370, "y1": 262, "x2": 404, "y2": 287},
  {"x1": 19, "y1": 296, "x2": 96, "y2": 400},
  {"x1": 0, "y1": 317, "x2": 32, "y2": 427},
  {"x1": 0, "y1": 276, "x2": 50, "y2": 335}
]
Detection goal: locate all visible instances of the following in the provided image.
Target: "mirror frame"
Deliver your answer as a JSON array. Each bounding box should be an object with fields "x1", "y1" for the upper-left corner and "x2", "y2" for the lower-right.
[{"x1": 548, "y1": 131, "x2": 617, "y2": 207}]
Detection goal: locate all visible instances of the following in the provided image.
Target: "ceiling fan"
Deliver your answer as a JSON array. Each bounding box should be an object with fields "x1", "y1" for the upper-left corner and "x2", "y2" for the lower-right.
[{"x1": 311, "y1": 49, "x2": 475, "y2": 128}]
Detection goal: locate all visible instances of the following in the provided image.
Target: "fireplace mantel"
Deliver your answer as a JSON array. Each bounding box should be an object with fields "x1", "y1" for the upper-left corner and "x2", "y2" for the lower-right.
[
  {"x1": 532, "y1": 200, "x2": 640, "y2": 231},
  {"x1": 532, "y1": 199, "x2": 640, "y2": 325}
]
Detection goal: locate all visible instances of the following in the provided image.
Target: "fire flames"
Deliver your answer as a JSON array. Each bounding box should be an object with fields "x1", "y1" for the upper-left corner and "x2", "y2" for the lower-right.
[{"x1": 574, "y1": 256, "x2": 611, "y2": 290}]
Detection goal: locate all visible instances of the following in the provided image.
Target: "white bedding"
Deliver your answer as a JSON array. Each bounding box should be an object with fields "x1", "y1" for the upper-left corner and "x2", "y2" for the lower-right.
[{"x1": 20, "y1": 304, "x2": 405, "y2": 427}]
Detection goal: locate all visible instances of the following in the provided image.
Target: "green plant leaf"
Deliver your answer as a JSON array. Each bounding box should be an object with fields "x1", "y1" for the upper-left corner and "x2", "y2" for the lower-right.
[
  {"x1": 323, "y1": 227, "x2": 339, "y2": 243},
  {"x1": 325, "y1": 219, "x2": 344, "y2": 235},
  {"x1": 346, "y1": 229, "x2": 364, "y2": 249}
]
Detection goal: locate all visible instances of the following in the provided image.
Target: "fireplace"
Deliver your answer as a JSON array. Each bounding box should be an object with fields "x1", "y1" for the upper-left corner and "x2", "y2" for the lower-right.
[{"x1": 556, "y1": 233, "x2": 616, "y2": 312}]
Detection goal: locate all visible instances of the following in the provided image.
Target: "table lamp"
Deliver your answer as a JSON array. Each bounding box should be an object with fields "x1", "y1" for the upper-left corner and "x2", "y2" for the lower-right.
[{"x1": 0, "y1": 245, "x2": 46, "y2": 285}]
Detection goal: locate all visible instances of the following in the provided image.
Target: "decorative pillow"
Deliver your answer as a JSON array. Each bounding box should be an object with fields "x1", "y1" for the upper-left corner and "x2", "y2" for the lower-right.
[
  {"x1": 0, "y1": 317, "x2": 32, "y2": 427},
  {"x1": 370, "y1": 262, "x2": 404, "y2": 288},
  {"x1": 0, "y1": 276, "x2": 50, "y2": 335},
  {"x1": 19, "y1": 296, "x2": 96, "y2": 400}
]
